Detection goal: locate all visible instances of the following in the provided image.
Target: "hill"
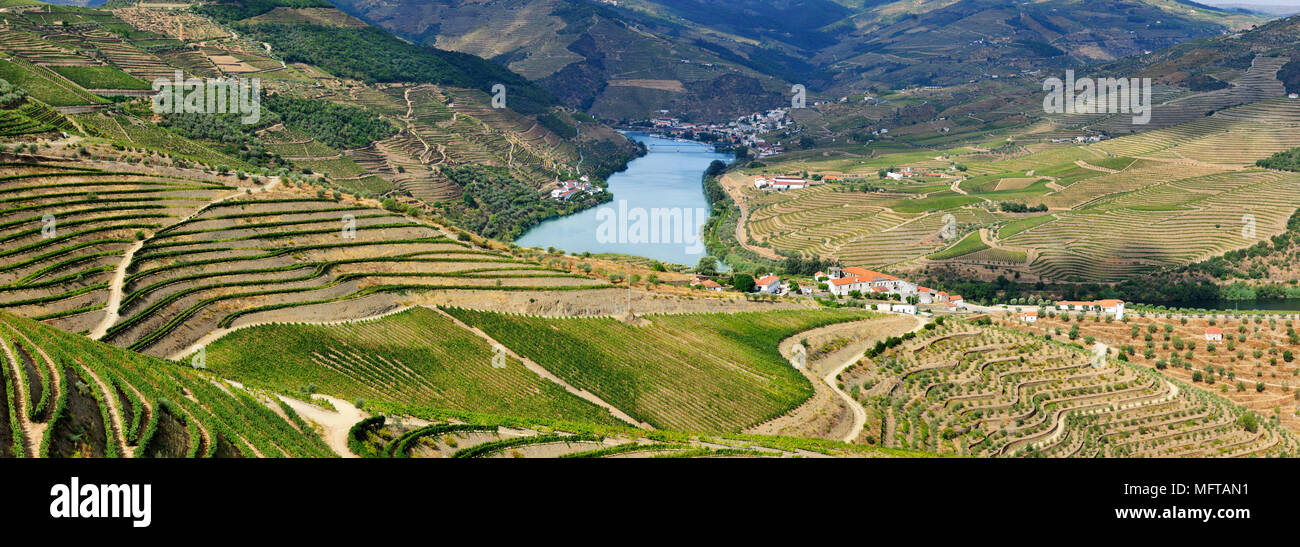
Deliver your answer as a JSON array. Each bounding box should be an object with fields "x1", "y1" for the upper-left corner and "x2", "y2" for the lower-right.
[
  {"x1": 328, "y1": 0, "x2": 1269, "y2": 121},
  {"x1": 0, "y1": 1, "x2": 643, "y2": 241},
  {"x1": 845, "y1": 319, "x2": 1296, "y2": 456},
  {"x1": 0, "y1": 309, "x2": 336, "y2": 457}
]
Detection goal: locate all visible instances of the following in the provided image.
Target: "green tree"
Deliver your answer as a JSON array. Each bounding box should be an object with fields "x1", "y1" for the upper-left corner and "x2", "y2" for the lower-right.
[
  {"x1": 732, "y1": 274, "x2": 755, "y2": 293},
  {"x1": 696, "y1": 256, "x2": 719, "y2": 276}
]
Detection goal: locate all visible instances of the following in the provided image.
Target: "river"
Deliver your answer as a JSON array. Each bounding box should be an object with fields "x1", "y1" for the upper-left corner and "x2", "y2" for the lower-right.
[{"x1": 516, "y1": 132, "x2": 732, "y2": 267}]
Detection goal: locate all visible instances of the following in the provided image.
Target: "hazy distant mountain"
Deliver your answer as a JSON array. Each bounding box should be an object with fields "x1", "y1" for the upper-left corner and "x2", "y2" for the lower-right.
[
  {"x1": 1203, "y1": 2, "x2": 1300, "y2": 15},
  {"x1": 326, "y1": 0, "x2": 1269, "y2": 121}
]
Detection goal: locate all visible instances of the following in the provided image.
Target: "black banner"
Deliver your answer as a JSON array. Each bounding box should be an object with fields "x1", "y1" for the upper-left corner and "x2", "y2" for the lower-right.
[{"x1": 0, "y1": 457, "x2": 1285, "y2": 536}]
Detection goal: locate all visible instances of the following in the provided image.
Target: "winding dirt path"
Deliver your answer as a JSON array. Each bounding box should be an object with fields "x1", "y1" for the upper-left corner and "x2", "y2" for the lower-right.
[
  {"x1": 278, "y1": 392, "x2": 364, "y2": 457},
  {"x1": 90, "y1": 176, "x2": 282, "y2": 341},
  {"x1": 1074, "y1": 159, "x2": 1118, "y2": 174},
  {"x1": 719, "y1": 173, "x2": 781, "y2": 260},
  {"x1": 432, "y1": 307, "x2": 652, "y2": 429},
  {"x1": 823, "y1": 314, "x2": 926, "y2": 443}
]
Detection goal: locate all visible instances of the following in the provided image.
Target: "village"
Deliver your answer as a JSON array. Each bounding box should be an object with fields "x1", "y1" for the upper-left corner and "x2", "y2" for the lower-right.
[
  {"x1": 642, "y1": 108, "x2": 795, "y2": 158},
  {"x1": 688, "y1": 265, "x2": 1141, "y2": 329}
]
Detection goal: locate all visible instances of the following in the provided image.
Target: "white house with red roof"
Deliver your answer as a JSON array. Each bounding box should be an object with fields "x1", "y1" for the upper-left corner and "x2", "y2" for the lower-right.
[
  {"x1": 826, "y1": 266, "x2": 918, "y2": 297},
  {"x1": 1056, "y1": 299, "x2": 1126, "y2": 320},
  {"x1": 755, "y1": 275, "x2": 781, "y2": 294},
  {"x1": 1205, "y1": 327, "x2": 1223, "y2": 342},
  {"x1": 1020, "y1": 311, "x2": 1038, "y2": 323}
]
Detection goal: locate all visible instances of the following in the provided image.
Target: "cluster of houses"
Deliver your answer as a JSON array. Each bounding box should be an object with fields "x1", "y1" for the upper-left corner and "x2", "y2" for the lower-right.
[
  {"x1": 818, "y1": 267, "x2": 965, "y2": 310},
  {"x1": 1049, "y1": 135, "x2": 1108, "y2": 144},
  {"x1": 549, "y1": 176, "x2": 602, "y2": 201},
  {"x1": 752, "y1": 175, "x2": 818, "y2": 191},
  {"x1": 645, "y1": 108, "x2": 793, "y2": 158}
]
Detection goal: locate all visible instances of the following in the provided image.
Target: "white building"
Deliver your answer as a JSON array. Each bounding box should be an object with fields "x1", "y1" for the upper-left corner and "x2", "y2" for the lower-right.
[
  {"x1": 1056, "y1": 299, "x2": 1125, "y2": 320},
  {"x1": 1205, "y1": 327, "x2": 1223, "y2": 342},
  {"x1": 891, "y1": 303, "x2": 917, "y2": 314},
  {"x1": 755, "y1": 275, "x2": 781, "y2": 294},
  {"x1": 1019, "y1": 311, "x2": 1038, "y2": 323}
]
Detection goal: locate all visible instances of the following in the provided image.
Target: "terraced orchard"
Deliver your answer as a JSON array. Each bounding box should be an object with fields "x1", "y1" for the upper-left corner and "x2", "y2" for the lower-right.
[
  {"x1": 443, "y1": 308, "x2": 884, "y2": 432},
  {"x1": 347, "y1": 407, "x2": 927, "y2": 459},
  {"x1": 840, "y1": 321, "x2": 1297, "y2": 457},
  {"x1": 1005, "y1": 310, "x2": 1300, "y2": 434},
  {"x1": 200, "y1": 307, "x2": 624, "y2": 427},
  {"x1": 0, "y1": 310, "x2": 334, "y2": 458}
]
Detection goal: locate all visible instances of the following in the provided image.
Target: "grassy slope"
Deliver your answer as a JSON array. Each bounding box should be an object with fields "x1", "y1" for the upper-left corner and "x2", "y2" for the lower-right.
[
  {"x1": 202, "y1": 307, "x2": 623, "y2": 426},
  {"x1": 443, "y1": 307, "x2": 883, "y2": 432}
]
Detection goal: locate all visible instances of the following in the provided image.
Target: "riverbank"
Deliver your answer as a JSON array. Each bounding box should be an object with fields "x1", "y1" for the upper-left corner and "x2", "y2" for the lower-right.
[{"x1": 516, "y1": 133, "x2": 732, "y2": 266}]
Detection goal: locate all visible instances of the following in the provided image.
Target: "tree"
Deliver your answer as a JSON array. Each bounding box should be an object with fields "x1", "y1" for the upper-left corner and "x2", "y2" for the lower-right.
[
  {"x1": 732, "y1": 274, "x2": 755, "y2": 293},
  {"x1": 1238, "y1": 412, "x2": 1259, "y2": 433},
  {"x1": 696, "y1": 256, "x2": 718, "y2": 276}
]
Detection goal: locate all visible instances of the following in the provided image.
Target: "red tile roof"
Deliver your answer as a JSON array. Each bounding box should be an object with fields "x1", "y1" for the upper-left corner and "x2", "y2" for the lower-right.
[
  {"x1": 842, "y1": 267, "x2": 898, "y2": 281},
  {"x1": 755, "y1": 275, "x2": 780, "y2": 286},
  {"x1": 1206, "y1": 327, "x2": 1223, "y2": 335}
]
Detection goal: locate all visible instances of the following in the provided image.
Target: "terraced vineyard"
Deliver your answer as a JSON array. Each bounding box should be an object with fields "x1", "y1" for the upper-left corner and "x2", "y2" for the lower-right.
[
  {"x1": 0, "y1": 310, "x2": 335, "y2": 458},
  {"x1": 0, "y1": 154, "x2": 611, "y2": 360},
  {"x1": 1054, "y1": 54, "x2": 1291, "y2": 135},
  {"x1": 841, "y1": 322, "x2": 1297, "y2": 457},
  {"x1": 741, "y1": 182, "x2": 1000, "y2": 269},
  {"x1": 730, "y1": 89, "x2": 1300, "y2": 282},
  {"x1": 0, "y1": 159, "x2": 247, "y2": 334},
  {"x1": 1094, "y1": 98, "x2": 1300, "y2": 166},
  {"x1": 1005, "y1": 168, "x2": 1300, "y2": 280},
  {"x1": 348, "y1": 408, "x2": 926, "y2": 459},
  {"x1": 97, "y1": 186, "x2": 607, "y2": 358},
  {"x1": 200, "y1": 307, "x2": 625, "y2": 426},
  {"x1": 443, "y1": 308, "x2": 885, "y2": 432}
]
